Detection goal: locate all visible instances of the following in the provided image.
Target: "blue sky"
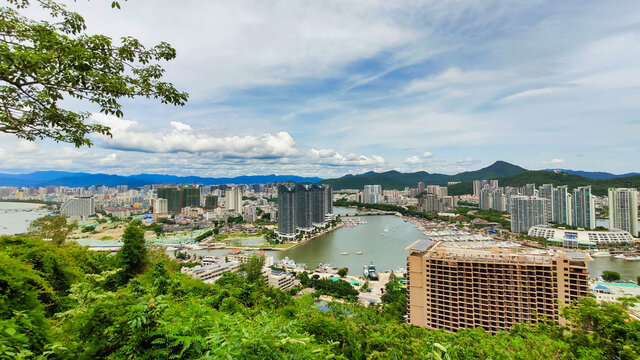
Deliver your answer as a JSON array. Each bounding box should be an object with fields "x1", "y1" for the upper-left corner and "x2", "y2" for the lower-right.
[{"x1": 1, "y1": 0, "x2": 639, "y2": 177}]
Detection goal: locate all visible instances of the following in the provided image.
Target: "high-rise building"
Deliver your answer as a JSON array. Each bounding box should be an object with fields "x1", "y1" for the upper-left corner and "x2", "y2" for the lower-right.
[
  {"x1": 608, "y1": 188, "x2": 638, "y2": 236},
  {"x1": 310, "y1": 184, "x2": 326, "y2": 227},
  {"x1": 60, "y1": 196, "x2": 95, "y2": 220},
  {"x1": 277, "y1": 184, "x2": 296, "y2": 239},
  {"x1": 277, "y1": 183, "x2": 332, "y2": 238},
  {"x1": 294, "y1": 184, "x2": 313, "y2": 231},
  {"x1": 552, "y1": 186, "x2": 572, "y2": 225},
  {"x1": 572, "y1": 186, "x2": 595, "y2": 229},
  {"x1": 204, "y1": 195, "x2": 218, "y2": 209},
  {"x1": 363, "y1": 185, "x2": 382, "y2": 204},
  {"x1": 157, "y1": 187, "x2": 200, "y2": 214},
  {"x1": 479, "y1": 188, "x2": 493, "y2": 210},
  {"x1": 324, "y1": 185, "x2": 333, "y2": 216},
  {"x1": 510, "y1": 196, "x2": 549, "y2": 233},
  {"x1": 225, "y1": 187, "x2": 243, "y2": 214},
  {"x1": 538, "y1": 184, "x2": 554, "y2": 224},
  {"x1": 473, "y1": 180, "x2": 499, "y2": 196},
  {"x1": 154, "y1": 198, "x2": 168, "y2": 220},
  {"x1": 523, "y1": 184, "x2": 537, "y2": 197},
  {"x1": 417, "y1": 182, "x2": 425, "y2": 194},
  {"x1": 420, "y1": 194, "x2": 444, "y2": 212},
  {"x1": 406, "y1": 240, "x2": 591, "y2": 333}
]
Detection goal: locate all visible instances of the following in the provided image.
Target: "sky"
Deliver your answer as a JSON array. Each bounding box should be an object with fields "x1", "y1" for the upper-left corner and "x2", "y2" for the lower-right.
[{"x1": 2, "y1": 0, "x2": 640, "y2": 178}]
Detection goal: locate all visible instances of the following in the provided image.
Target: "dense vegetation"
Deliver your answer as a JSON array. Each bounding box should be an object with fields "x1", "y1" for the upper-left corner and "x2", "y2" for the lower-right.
[
  {"x1": 449, "y1": 171, "x2": 640, "y2": 196},
  {"x1": 319, "y1": 161, "x2": 526, "y2": 190},
  {"x1": 2, "y1": 225, "x2": 640, "y2": 359}
]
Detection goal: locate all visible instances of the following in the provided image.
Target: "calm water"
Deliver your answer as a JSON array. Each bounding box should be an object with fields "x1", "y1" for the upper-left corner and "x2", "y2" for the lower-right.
[
  {"x1": 0, "y1": 202, "x2": 50, "y2": 235},
  {"x1": 589, "y1": 257, "x2": 639, "y2": 281},
  {"x1": 193, "y1": 208, "x2": 638, "y2": 279},
  {"x1": 596, "y1": 218, "x2": 640, "y2": 230},
  {"x1": 270, "y1": 213, "x2": 428, "y2": 275}
]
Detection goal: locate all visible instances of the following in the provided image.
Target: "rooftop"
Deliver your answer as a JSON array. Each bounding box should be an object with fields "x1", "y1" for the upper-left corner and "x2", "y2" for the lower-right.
[{"x1": 407, "y1": 240, "x2": 592, "y2": 264}]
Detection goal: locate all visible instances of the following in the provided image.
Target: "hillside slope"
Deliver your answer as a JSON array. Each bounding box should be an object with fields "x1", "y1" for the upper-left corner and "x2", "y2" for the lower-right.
[
  {"x1": 320, "y1": 161, "x2": 526, "y2": 190},
  {"x1": 448, "y1": 171, "x2": 640, "y2": 196}
]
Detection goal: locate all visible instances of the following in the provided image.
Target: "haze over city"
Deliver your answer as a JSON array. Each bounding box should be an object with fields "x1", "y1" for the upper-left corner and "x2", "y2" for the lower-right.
[{"x1": 2, "y1": 1, "x2": 640, "y2": 177}]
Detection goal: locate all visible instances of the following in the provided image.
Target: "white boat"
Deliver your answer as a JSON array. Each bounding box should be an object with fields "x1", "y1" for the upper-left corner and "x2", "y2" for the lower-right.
[
  {"x1": 355, "y1": 251, "x2": 363, "y2": 255},
  {"x1": 623, "y1": 255, "x2": 640, "y2": 261},
  {"x1": 341, "y1": 252, "x2": 349, "y2": 255},
  {"x1": 166, "y1": 246, "x2": 179, "y2": 251},
  {"x1": 614, "y1": 254, "x2": 627, "y2": 259},
  {"x1": 591, "y1": 251, "x2": 611, "y2": 257}
]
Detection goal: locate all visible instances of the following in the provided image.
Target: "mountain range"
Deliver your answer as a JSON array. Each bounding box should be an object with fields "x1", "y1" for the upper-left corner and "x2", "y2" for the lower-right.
[
  {"x1": 0, "y1": 171, "x2": 322, "y2": 187},
  {"x1": 1, "y1": 161, "x2": 638, "y2": 193},
  {"x1": 319, "y1": 161, "x2": 527, "y2": 189},
  {"x1": 544, "y1": 169, "x2": 640, "y2": 180},
  {"x1": 319, "y1": 161, "x2": 640, "y2": 197}
]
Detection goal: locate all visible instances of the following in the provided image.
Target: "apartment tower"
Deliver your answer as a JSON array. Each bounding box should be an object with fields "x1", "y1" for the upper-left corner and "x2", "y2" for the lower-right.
[
  {"x1": 406, "y1": 240, "x2": 591, "y2": 334},
  {"x1": 608, "y1": 188, "x2": 638, "y2": 236}
]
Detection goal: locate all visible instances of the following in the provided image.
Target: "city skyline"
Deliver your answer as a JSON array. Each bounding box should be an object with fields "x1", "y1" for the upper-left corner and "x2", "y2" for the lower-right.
[{"x1": 1, "y1": 1, "x2": 640, "y2": 177}]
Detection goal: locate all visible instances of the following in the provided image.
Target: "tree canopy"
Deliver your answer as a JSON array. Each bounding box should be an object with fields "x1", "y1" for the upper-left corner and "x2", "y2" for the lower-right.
[
  {"x1": 27, "y1": 214, "x2": 77, "y2": 246},
  {"x1": 1, "y1": 234, "x2": 640, "y2": 359},
  {"x1": 0, "y1": 0, "x2": 188, "y2": 146}
]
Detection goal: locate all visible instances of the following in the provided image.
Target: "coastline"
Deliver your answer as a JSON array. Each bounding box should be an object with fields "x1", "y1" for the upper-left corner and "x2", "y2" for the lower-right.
[
  {"x1": 0, "y1": 201, "x2": 47, "y2": 207},
  {"x1": 276, "y1": 224, "x2": 345, "y2": 251}
]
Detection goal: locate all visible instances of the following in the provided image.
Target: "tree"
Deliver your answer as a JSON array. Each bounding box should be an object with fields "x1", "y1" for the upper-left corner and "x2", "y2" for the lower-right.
[
  {"x1": 637, "y1": 275, "x2": 640, "y2": 285},
  {"x1": 602, "y1": 270, "x2": 621, "y2": 282},
  {"x1": 27, "y1": 215, "x2": 77, "y2": 246},
  {"x1": 1, "y1": 0, "x2": 188, "y2": 146},
  {"x1": 337, "y1": 268, "x2": 347, "y2": 278},
  {"x1": 240, "y1": 255, "x2": 265, "y2": 283},
  {"x1": 116, "y1": 222, "x2": 147, "y2": 283}
]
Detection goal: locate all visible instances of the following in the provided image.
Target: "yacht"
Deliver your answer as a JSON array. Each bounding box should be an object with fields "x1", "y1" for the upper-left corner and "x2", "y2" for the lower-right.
[
  {"x1": 591, "y1": 251, "x2": 611, "y2": 257},
  {"x1": 341, "y1": 252, "x2": 349, "y2": 255},
  {"x1": 355, "y1": 251, "x2": 363, "y2": 255},
  {"x1": 363, "y1": 264, "x2": 378, "y2": 280},
  {"x1": 623, "y1": 255, "x2": 640, "y2": 261}
]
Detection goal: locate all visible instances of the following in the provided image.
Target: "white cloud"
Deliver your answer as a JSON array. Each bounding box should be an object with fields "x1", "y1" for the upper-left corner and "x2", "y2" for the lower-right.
[
  {"x1": 499, "y1": 87, "x2": 567, "y2": 103},
  {"x1": 405, "y1": 156, "x2": 421, "y2": 164},
  {"x1": 309, "y1": 148, "x2": 385, "y2": 166},
  {"x1": 405, "y1": 67, "x2": 498, "y2": 93},
  {"x1": 543, "y1": 158, "x2": 565, "y2": 164},
  {"x1": 99, "y1": 153, "x2": 118, "y2": 165},
  {"x1": 16, "y1": 140, "x2": 39, "y2": 153},
  {"x1": 422, "y1": 152, "x2": 434, "y2": 158},
  {"x1": 67, "y1": 1, "x2": 419, "y2": 100},
  {"x1": 91, "y1": 114, "x2": 299, "y2": 158}
]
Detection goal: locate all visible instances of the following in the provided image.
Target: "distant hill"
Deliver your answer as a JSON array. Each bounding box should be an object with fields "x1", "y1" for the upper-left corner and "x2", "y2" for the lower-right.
[
  {"x1": 544, "y1": 169, "x2": 640, "y2": 180},
  {"x1": 0, "y1": 171, "x2": 322, "y2": 187},
  {"x1": 319, "y1": 161, "x2": 527, "y2": 190},
  {"x1": 448, "y1": 171, "x2": 640, "y2": 196}
]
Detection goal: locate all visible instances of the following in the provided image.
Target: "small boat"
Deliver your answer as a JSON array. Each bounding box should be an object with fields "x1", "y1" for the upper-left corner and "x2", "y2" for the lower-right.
[
  {"x1": 623, "y1": 256, "x2": 640, "y2": 261},
  {"x1": 341, "y1": 252, "x2": 349, "y2": 255},
  {"x1": 614, "y1": 254, "x2": 627, "y2": 259},
  {"x1": 591, "y1": 251, "x2": 611, "y2": 257},
  {"x1": 355, "y1": 251, "x2": 363, "y2": 255}
]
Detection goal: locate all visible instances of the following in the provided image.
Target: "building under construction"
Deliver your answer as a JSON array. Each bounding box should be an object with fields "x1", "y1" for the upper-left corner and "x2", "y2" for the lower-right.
[{"x1": 405, "y1": 240, "x2": 591, "y2": 333}]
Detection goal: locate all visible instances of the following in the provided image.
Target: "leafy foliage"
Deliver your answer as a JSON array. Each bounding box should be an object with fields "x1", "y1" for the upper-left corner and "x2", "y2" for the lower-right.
[
  {"x1": 602, "y1": 270, "x2": 621, "y2": 282},
  {"x1": 2, "y1": 234, "x2": 640, "y2": 359},
  {"x1": 27, "y1": 215, "x2": 77, "y2": 246},
  {"x1": 116, "y1": 221, "x2": 147, "y2": 284},
  {"x1": 0, "y1": 0, "x2": 188, "y2": 146}
]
